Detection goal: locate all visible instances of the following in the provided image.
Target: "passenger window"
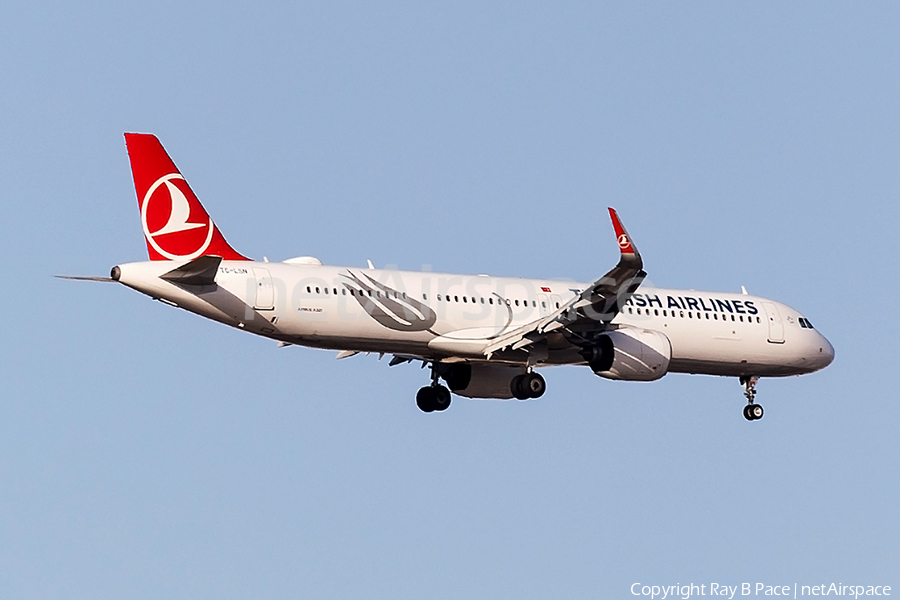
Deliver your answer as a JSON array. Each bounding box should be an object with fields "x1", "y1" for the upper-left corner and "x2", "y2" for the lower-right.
[
  {"x1": 463, "y1": 296, "x2": 467, "y2": 303},
  {"x1": 757, "y1": 317, "x2": 761, "y2": 323},
  {"x1": 514, "y1": 300, "x2": 519, "y2": 306},
  {"x1": 342, "y1": 289, "x2": 346, "y2": 295},
  {"x1": 556, "y1": 302, "x2": 560, "y2": 309},
  {"x1": 350, "y1": 289, "x2": 355, "y2": 296},
  {"x1": 680, "y1": 311, "x2": 684, "y2": 318},
  {"x1": 315, "y1": 287, "x2": 320, "y2": 294},
  {"x1": 731, "y1": 315, "x2": 735, "y2": 321},
  {"x1": 454, "y1": 296, "x2": 459, "y2": 302},
  {"x1": 489, "y1": 298, "x2": 494, "y2": 305},
  {"x1": 542, "y1": 301, "x2": 547, "y2": 308},
  {"x1": 628, "y1": 307, "x2": 633, "y2": 314},
  {"x1": 663, "y1": 310, "x2": 667, "y2": 316},
  {"x1": 306, "y1": 286, "x2": 311, "y2": 293},
  {"x1": 654, "y1": 309, "x2": 659, "y2": 316}
]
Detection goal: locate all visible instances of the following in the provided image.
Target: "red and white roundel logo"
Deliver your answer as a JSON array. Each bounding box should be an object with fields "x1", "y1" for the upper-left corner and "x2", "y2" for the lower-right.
[
  {"x1": 140, "y1": 174, "x2": 213, "y2": 259},
  {"x1": 617, "y1": 233, "x2": 631, "y2": 249}
]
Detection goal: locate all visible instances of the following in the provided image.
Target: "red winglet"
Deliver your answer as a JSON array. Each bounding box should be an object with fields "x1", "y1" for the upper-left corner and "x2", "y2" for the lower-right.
[
  {"x1": 124, "y1": 133, "x2": 249, "y2": 261},
  {"x1": 608, "y1": 207, "x2": 635, "y2": 255}
]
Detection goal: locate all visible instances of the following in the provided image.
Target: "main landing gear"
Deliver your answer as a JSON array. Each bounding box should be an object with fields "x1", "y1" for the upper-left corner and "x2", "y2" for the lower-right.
[
  {"x1": 511, "y1": 371, "x2": 546, "y2": 400},
  {"x1": 416, "y1": 363, "x2": 451, "y2": 413},
  {"x1": 416, "y1": 385, "x2": 451, "y2": 412},
  {"x1": 741, "y1": 376, "x2": 764, "y2": 421}
]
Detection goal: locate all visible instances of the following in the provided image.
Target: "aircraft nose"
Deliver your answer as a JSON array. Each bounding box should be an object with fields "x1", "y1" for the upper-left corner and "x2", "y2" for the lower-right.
[{"x1": 815, "y1": 334, "x2": 835, "y2": 369}]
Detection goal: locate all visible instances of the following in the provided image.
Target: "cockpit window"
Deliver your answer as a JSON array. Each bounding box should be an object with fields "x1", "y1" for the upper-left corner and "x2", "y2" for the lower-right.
[{"x1": 799, "y1": 317, "x2": 815, "y2": 329}]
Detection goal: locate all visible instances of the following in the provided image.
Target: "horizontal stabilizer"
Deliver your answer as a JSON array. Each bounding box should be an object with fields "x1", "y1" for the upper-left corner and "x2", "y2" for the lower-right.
[
  {"x1": 56, "y1": 275, "x2": 116, "y2": 282},
  {"x1": 160, "y1": 255, "x2": 222, "y2": 286}
]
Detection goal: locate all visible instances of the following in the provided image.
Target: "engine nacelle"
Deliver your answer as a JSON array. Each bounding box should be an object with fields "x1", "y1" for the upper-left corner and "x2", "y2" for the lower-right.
[
  {"x1": 584, "y1": 327, "x2": 671, "y2": 381},
  {"x1": 439, "y1": 364, "x2": 526, "y2": 399}
]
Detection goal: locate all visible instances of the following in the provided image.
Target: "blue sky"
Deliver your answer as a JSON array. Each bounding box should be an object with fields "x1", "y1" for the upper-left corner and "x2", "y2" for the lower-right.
[{"x1": 1, "y1": 2, "x2": 897, "y2": 598}]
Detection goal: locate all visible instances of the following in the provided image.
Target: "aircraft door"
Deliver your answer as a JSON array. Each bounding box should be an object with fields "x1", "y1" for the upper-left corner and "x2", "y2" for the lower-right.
[
  {"x1": 762, "y1": 302, "x2": 784, "y2": 343},
  {"x1": 252, "y1": 268, "x2": 275, "y2": 310}
]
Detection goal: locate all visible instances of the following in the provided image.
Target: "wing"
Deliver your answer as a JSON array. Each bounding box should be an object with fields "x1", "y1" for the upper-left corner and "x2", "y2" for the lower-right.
[{"x1": 483, "y1": 208, "x2": 646, "y2": 357}]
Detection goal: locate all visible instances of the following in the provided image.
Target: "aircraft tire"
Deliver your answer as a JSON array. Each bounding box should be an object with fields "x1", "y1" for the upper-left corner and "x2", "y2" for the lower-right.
[
  {"x1": 433, "y1": 385, "x2": 452, "y2": 411},
  {"x1": 524, "y1": 372, "x2": 546, "y2": 398},
  {"x1": 511, "y1": 375, "x2": 530, "y2": 400},
  {"x1": 743, "y1": 405, "x2": 754, "y2": 421},
  {"x1": 416, "y1": 386, "x2": 437, "y2": 412},
  {"x1": 749, "y1": 404, "x2": 764, "y2": 420}
]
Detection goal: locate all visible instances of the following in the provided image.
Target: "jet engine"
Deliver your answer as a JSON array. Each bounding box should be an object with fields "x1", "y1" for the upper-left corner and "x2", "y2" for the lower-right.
[
  {"x1": 439, "y1": 364, "x2": 526, "y2": 399},
  {"x1": 581, "y1": 327, "x2": 672, "y2": 381}
]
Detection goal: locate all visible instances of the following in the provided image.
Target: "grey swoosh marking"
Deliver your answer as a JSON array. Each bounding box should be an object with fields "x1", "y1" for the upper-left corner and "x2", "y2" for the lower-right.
[
  {"x1": 342, "y1": 270, "x2": 437, "y2": 332},
  {"x1": 482, "y1": 292, "x2": 514, "y2": 340}
]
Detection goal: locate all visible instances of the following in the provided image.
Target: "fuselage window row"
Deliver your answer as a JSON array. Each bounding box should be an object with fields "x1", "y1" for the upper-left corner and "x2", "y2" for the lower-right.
[
  {"x1": 298, "y1": 285, "x2": 616, "y2": 316},
  {"x1": 627, "y1": 306, "x2": 761, "y2": 323}
]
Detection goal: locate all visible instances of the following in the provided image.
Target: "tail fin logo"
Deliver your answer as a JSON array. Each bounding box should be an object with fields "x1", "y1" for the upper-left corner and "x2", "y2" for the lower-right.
[{"x1": 141, "y1": 173, "x2": 214, "y2": 259}]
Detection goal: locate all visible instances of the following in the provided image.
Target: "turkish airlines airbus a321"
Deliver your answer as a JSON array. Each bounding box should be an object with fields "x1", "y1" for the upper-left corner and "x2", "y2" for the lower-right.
[{"x1": 64, "y1": 134, "x2": 834, "y2": 420}]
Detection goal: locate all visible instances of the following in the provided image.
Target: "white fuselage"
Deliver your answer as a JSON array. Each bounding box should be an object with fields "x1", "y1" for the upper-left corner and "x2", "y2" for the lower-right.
[{"x1": 115, "y1": 259, "x2": 834, "y2": 378}]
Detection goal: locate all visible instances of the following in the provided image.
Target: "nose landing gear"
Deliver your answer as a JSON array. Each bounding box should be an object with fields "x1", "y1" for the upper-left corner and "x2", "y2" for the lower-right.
[{"x1": 741, "y1": 376, "x2": 763, "y2": 421}]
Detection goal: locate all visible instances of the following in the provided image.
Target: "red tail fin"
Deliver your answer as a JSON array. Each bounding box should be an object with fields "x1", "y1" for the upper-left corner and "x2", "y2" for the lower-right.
[{"x1": 124, "y1": 133, "x2": 249, "y2": 261}]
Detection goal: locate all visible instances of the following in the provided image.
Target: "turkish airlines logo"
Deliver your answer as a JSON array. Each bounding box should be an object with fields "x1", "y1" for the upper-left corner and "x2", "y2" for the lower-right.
[
  {"x1": 140, "y1": 174, "x2": 213, "y2": 259},
  {"x1": 617, "y1": 233, "x2": 631, "y2": 250}
]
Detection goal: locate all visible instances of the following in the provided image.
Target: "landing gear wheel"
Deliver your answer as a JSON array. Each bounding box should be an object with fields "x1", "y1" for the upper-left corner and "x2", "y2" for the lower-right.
[
  {"x1": 416, "y1": 386, "x2": 437, "y2": 412},
  {"x1": 748, "y1": 404, "x2": 764, "y2": 420},
  {"x1": 416, "y1": 385, "x2": 451, "y2": 413},
  {"x1": 524, "y1": 372, "x2": 546, "y2": 398},
  {"x1": 510, "y1": 375, "x2": 529, "y2": 400},
  {"x1": 511, "y1": 372, "x2": 546, "y2": 400},
  {"x1": 743, "y1": 403, "x2": 764, "y2": 421},
  {"x1": 433, "y1": 385, "x2": 452, "y2": 412}
]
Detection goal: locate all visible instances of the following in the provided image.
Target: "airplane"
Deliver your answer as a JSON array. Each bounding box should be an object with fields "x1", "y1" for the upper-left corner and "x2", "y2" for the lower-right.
[{"x1": 63, "y1": 133, "x2": 834, "y2": 420}]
